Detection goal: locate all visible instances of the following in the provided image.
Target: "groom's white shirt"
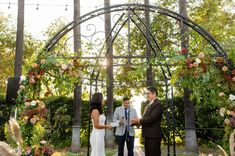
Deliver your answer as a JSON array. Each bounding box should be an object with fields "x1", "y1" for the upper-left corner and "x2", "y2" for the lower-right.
[{"x1": 113, "y1": 106, "x2": 138, "y2": 136}]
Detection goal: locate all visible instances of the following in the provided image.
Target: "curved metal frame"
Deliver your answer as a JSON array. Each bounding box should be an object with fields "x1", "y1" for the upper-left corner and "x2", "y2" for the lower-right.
[
  {"x1": 42, "y1": 4, "x2": 229, "y2": 156},
  {"x1": 44, "y1": 4, "x2": 227, "y2": 57}
]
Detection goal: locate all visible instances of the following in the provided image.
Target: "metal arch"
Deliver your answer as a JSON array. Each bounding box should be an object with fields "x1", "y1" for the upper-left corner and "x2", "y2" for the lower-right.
[
  {"x1": 44, "y1": 3, "x2": 228, "y2": 61},
  {"x1": 41, "y1": 3, "x2": 229, "y2": 156}
]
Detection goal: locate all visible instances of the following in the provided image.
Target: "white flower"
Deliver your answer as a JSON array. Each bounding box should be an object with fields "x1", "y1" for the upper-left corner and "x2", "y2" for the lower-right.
[
  {"x1": 40, "y1": 140, "x2": 47, "y2": 145},
  {"x1": 20, "y1": 75, "x2": 26, "y2": 82},
  {"x1": 218, "y1": 92, "x2": 225, "y2": 97},
  {"x1": 30, "y1": 100, "x2": 37, "y2": 106},
  {"x1": 219, "y1": 107, "x2": 226, "y2": 117},
  {"x1": 225, "y1": 118, "x2": 230, "y2": 124},
  {"x1": 229, "y1": 94, "x2": 235, "y2": 101},
  {"x1": 38, "y1": 101, "x2": 45, "y2": 108},
  {"x1": 19, "y1": 85, "x2": 25, "y2": 90},
  {"x1": 222, "y1": 66, "x2": 228, "y2": 72},
  {"x1": 198, "y1": 52, "x2": 205, "y2": 59},
  {"x1": 195, "y1": 58, "x2": 201, "y2": 64},
  {"x1": 40, "y1": 59, "x2": 46, "y2": 64},
  {"x1": 30, "y1": 118, "x2": 36, "y2": 124}
]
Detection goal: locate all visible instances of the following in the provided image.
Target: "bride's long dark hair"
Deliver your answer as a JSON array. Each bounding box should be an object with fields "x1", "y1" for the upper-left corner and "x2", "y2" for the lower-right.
[{"x1": 90, "y1": 92, "x2": 103, "y2": 115}]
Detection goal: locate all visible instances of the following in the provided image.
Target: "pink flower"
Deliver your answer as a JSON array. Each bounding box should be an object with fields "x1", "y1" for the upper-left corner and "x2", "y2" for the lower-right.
[
  {"x1": 61, "y1": 64, "x2": 68, "y2": 70},
  {"x1": 188, "y1": 64, "x2": 193, "y2": 69},
  {"x1": 25, "y1": 102, "x2": 31, "y2": 107},
  {"x1": 29, "y1": 78, "x2": 36, "y2": 84}
]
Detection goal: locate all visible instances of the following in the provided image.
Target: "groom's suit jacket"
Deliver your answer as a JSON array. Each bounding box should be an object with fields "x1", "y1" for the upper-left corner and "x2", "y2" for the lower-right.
[
  {"x1": 113, "y1": 106, "x2": 138, "y2": 136},
  {"x1": 140, "y1": 99, "x2": 163, "y2": 138}
]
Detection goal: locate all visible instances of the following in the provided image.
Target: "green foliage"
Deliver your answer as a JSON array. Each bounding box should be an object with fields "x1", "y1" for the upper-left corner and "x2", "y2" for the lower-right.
[
  {"x1": 0, "y1": 96, "x2": 11, "y2": 141},
  {"x1": 31, "y1": 123, "x2": 45, "y2": 146},
  {"x1": 0, "y1": 14, "x2": 42, "y2": 95},
  {"x1": 44, "y1": 96, "x2": 73, "y2": 148},
  {"x1": 195, "y1": 103, "x2": 225, "y2": 146},
  {"x1": 189, "y1": 0, "x2": 235, "y2": 54},
  {"x1": 161, "y1": 97, "x2": 185, "y2": 145}
]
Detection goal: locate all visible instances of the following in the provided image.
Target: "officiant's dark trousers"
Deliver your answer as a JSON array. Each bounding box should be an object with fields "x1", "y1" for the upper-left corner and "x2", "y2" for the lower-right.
[
  {"x1": 115, "y1": 131, "x2": 134, "y2": 156},
  {"x1": 144, "y1": 137, "x2": 161, "y2": 156}
]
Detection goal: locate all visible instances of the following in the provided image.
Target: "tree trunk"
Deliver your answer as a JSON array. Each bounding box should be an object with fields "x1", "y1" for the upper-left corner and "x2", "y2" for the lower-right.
[
  {"x1": 71, "y1": 0, "x2": 82, "y2": 152},
  {"x1": 179, "y1": 0, "x2": 198, "y2": 152},
  {"x1": 14, "y1": 0, "x2": 24, "y2": 77},
  {"x1": 104, "y1": 0, "x2": 114, "y2": 148},
  {"x1": 144, "y1": 0, "x2": 153, "y2": 86},
  {"x1": 184, "y1": 88, "x2": 198, "y2": 152}
]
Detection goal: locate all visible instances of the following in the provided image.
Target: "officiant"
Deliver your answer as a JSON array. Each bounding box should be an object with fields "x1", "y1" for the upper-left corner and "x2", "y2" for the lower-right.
[{"x1": 113, "y1": 97, "x2": 138, "y2": 156}]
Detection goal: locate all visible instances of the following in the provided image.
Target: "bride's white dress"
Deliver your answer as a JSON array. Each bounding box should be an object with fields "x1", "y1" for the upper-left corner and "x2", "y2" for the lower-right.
[{"x1": 90, "y1": 114, "x2": 106, "y2": 156}]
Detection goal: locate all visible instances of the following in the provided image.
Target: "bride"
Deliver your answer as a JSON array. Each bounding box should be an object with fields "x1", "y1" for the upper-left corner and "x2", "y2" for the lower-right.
[{"x1": 90, "y1": 93, "x2": 112, "y2": 156}]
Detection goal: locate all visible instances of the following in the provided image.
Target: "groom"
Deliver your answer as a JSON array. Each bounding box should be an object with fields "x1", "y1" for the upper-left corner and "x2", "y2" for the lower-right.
[
  {"x1": 113, "y1": 97, "x2": 138, "y2": 156},
  {"x1": 131, "y1": 86, "x2": 163, "y2": 156}
]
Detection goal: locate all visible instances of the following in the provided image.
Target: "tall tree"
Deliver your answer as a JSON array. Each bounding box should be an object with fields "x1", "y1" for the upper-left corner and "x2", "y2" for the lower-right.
[
  {"x1": 144, "y1": 0, "x2": 153, "y2": 86},
  {"x1": 104, "y1": 0, "x2": 114, "y2": 148},
  {"x1": 0, "y1": 15, "x2": 41, "y2": 95},
  {"x1": 71, "y1": 0, "x2": 82, "y2": 152},
  {"x1": 14, "y1": 0, "x2": 24, "y2": 77},
  {"x1": 179, "y1": 0, "x2": 198, "y2": 153}
]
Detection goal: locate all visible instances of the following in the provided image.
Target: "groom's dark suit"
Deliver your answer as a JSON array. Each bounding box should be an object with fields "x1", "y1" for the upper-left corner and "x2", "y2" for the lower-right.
[{"x1": 140, "y1": 99, "x2": 163, "y2": 156}]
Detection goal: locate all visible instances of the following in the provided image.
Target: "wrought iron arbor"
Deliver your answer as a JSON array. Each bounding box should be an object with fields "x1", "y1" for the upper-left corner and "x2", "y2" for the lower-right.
[{"x1": 43, "y1": 4, "x2": 228, "y2": 155}]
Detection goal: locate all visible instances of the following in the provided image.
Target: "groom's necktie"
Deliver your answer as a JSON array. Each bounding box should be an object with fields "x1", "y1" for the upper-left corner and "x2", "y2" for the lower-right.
[
  {"x1": 144, "y1": 102, "x2": 153, "y2": 114},
  {"x1": 125, "y1": 108, "x2": 128, "y2": 120}
]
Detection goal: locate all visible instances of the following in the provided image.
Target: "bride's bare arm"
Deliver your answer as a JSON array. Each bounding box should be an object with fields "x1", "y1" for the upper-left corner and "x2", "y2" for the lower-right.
[{"x1": 91, "y1": 109, "x2": 112, "y2": 129}]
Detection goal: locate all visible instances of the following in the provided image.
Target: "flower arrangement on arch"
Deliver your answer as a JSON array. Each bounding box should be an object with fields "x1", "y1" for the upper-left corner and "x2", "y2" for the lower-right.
[
  {"x1": 170, "y1": 48, "x2": 235, "y2": 89},
  {"x1": 219, "y1": 94, "x2": 235, "y2": 131},
  {"x1": 20, "y1": 99, "x2": 47, "y2": 125}
]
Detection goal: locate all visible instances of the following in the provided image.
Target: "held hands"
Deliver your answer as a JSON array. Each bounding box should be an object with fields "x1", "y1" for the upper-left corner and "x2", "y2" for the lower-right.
[
  {"x1": 131, "y1": 118, "x2": 141, "y2": 126},
  {"x1": 106, "y1": 125, "x2": 113, "y2": 129}
]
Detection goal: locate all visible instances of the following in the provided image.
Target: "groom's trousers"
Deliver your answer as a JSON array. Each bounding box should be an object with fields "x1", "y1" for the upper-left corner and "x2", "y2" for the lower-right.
[{"x1": 115, "y1": 130, "x2": 134, "y2": 156}]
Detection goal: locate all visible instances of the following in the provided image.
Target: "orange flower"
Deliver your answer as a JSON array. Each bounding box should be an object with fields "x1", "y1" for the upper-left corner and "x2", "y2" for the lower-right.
[
  {"x1": 32, "y1": 63, "x2": 39, "y2": 69},
  {"x1": 186, "y1": 58, "x2": 193, "y2": 64}
]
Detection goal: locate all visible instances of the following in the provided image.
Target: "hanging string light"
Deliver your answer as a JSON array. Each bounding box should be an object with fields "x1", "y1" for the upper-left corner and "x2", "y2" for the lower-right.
[
  {"x1": 8, "y1": 2, "x2": 10, "y2": 9},
  {"x1": 65, "y1": 4, "x2": 68, "y2": 11},
  {"x1": 0, "y1": 1, "x2": 104, "y2": 11}
]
